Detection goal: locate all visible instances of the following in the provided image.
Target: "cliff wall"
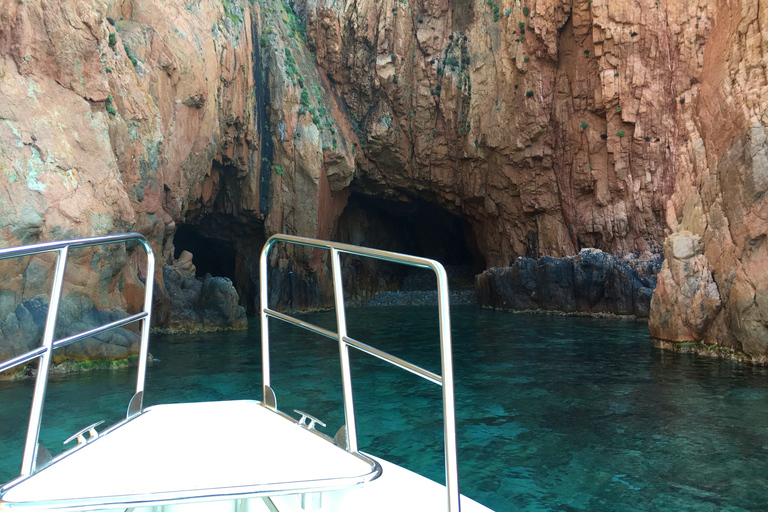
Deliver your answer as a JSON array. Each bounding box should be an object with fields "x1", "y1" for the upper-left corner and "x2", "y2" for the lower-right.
[
  {"x1": 303, "y1": 0, "x2": 680, "y2": 266},
  {"x1": 648, "y1": 1, "x2": 768, "y2": 363},
  {"x1": 0, "y1": 0, "x2": 260, "y2": 363},
  {"x1": 0, "y1": 0, "x2": 766, "y2": 363}
]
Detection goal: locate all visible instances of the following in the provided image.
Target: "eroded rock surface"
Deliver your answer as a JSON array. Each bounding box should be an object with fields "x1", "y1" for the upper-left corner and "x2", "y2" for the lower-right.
[
  {"x1": 0, "y1": 0, "x2": 767, "y2": 363},
  {"x1": 159, "y1": 251, "x2": 247, "y2": 332},
  {"x1": 0, "y1": 291, "x2": 141, "y2": 371},
  {"x1": 477, "y1": 248, "x2": 659, "y2": 318},
  {"x1": 646, "y1": 2, "x2": 768, "y2": 362},
  {"x1": 300, "y1": 0, "x2": 681, "y2": 265},
  {"x1": 649, "y1": 232, "x2": 721, "y2": 342},
  {"x1": 0, "y1": 0, "x2": 260, "y2": 366}
]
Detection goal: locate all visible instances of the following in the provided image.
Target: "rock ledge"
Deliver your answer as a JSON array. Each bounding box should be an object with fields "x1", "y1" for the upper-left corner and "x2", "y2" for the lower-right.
[{"x1": 476, "y1": 249, "x2": 660, "y2": 319}]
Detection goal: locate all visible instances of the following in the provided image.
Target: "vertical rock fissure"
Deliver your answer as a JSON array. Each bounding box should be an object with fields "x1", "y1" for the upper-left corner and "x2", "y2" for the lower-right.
[
  {"x1": 662, "y1": 0, "x2": 678, "y2": 176},
  {"x1": 253, "y1": 21, "x2": 272, "y2": 218}
]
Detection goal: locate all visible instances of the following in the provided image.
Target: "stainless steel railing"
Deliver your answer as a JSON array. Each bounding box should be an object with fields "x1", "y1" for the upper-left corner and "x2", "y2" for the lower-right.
[
  {"x1": 0, "y1": 233, "x2": 155, "y2": 480},
  {"x1": 259, "y1": 234, "x2": 461, "y2": 512}
]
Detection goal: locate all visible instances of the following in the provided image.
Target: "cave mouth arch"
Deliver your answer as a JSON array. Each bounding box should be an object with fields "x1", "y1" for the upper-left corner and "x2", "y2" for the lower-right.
[
  {"x1": 165, "y1": 159, "x2": 266, "y2": 316},
  {"x1": 334, "y1": 194, "x2": 486, "y2": 290}
]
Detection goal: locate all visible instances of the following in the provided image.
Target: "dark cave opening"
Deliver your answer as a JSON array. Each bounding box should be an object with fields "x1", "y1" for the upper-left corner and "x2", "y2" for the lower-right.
[
  {"x1": 335, "y1": 194, "x2": 486, "y2": 290},
  {"x1": 171, "y1": 220, "x2": 264, "y2": 316},
  {"x1": 173, "y1": 225, "x2": 238, "y2": 283},
  {"x1": 170, "y1": 192, "x2": 485, "y2": 314}
]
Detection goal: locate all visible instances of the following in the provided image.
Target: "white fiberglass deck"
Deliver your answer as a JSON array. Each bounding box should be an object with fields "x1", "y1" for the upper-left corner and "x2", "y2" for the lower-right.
[
  {"x1": 0, "y1": 400, "x2": 378, "y2": 510},
  {"x1": 268, "y1": 457, "x2": 494, "y2": 512}
]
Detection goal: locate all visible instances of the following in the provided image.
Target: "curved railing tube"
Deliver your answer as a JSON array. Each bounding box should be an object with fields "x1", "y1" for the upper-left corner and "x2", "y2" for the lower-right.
[
  {"x1": 259, "y1": 234, "x2": 461, "y2": 512},
  {"x1": 0, "y1": 233, "x2": 155, "y2": 480}
]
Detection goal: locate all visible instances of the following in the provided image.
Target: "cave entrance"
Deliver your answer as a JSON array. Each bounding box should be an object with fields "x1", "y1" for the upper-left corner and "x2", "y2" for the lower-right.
[
  {"x1": 173, "y1": 225, "x2": 237, "y2": 283},
  {"x1": 172, "y1": 220, "x2": 264, "y2": 315},
  {"x1": 165, "y1": 158, "x2": 266, "y2": 316},
  {"x1": 334, "y1": 194, "x2": 485, "y2": 291}
]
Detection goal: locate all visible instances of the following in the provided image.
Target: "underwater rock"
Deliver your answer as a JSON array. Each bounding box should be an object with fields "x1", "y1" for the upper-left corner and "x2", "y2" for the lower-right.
[{"x1": 476, "y1": 249, "x2": 660, "y2": 318}]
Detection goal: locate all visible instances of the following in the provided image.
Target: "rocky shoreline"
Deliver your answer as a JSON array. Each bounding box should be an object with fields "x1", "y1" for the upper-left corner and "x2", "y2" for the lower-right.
[
  {"x1": 1, "y1": 353, "x2": 151, "y2": 381},
  {"x1": 361, "y1": 289, "x2": 477, "y2": 307},
  {"x1": 651, "y1": 339, "x2": 763, "y2": 365},
  {"x1": 476, "y1": 249, "x2": 661, "y2": 319},
  {"x1": 154, "y1": 251, "x2": 247, "y2": 333}
]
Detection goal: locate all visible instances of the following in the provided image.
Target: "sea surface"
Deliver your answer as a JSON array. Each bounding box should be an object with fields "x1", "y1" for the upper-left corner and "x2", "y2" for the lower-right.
[{"x1": 2, "y1": 306, "x2": 768, "y2": 511}]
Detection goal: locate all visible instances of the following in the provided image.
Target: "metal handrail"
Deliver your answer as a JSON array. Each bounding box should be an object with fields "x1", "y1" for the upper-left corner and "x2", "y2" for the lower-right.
[
  {"x1": 259, "y1": 234, "x2": 461, "y2": 512},
  {"x1": 0, "y1": 233, "x2": 155, "y2": 480}
]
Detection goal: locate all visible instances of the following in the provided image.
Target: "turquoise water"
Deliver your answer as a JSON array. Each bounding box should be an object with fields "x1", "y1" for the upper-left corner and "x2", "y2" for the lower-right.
[{"x1": 2, "y1": 306, "x2": 768, "y2": 511}]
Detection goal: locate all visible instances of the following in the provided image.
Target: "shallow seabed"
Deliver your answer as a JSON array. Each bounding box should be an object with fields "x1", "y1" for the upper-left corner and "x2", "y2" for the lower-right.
[{"x1": 2, "y1": 306, "x2": 768, "y2": 512}]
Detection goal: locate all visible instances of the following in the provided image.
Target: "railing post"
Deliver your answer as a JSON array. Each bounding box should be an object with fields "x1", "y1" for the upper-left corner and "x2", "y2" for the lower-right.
[
  {"x1": 134, "y1": 239, "x2": 155, "y2": 402},
  {"x1": 20, "y1": 246, "x2": 69, "y2": 477},
  {"x1": 259, "y1": 239, "x2": 274, "y2": 399},
  {"x1": 0, "y1": 234, "x2": 155, "y2": 484},
  {"x1": 330, "y1": 248, "x2": 358, "y2": 453},
  {"x1": 259, "y1": 234, "x2": 461, "y2": 511},
  {"x1": 433, "y1": 263, "x2": 461, "y2": 512}
]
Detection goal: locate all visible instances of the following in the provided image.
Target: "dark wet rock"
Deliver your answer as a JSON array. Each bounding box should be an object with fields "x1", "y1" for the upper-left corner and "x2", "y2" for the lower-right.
[
  {"x1": 200, "y1": 275, "x2": 247, "y2": 329},
  {"x1": 537, "y1": 257, "x2": 577, "y2": 312},
  {"x1": 0, "y1": 296, "x2": 45, "y2": 362},
  {"x1": 159, "y1": 260, "x2": 246, "y2": 333},
  {"x1": 476, "y1": 249, "x2": 661, "y2": 319},
  {"x1": 54, "y1": 293, "x2": 141, "y2": 358},
  {"x1": 0, "y1": 292, "x2": 141, "y2": 374},
  {"x1": 266, "y1": 258, "x2": 326, "y2": 312},
  {"x1": 361, "y1": 289, "x2": 477, "y2": 307}
]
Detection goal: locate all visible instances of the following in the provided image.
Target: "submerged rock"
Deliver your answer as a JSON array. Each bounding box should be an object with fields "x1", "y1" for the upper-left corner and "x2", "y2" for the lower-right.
[{"x1": 476, "y1": 249, "x2": 660, "y2": 319}]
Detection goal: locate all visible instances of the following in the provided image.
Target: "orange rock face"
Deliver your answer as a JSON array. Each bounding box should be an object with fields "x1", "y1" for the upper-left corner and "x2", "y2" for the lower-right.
[
  {"x1": 648, "y1": 0, "x2": 768, "y2": 362},
  {"x1": 0, "y1": 0, "x2": 261, "y2": 347},
  {"x1": 300, "y1": 0, "x2": 768, "y2": 361},
  {"x1": 304, "y1": 0, "x2": 683, "y2": 266}
]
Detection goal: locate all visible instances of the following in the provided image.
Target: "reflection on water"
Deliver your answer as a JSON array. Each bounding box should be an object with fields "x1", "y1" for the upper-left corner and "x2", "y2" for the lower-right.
[{"x1": 2, "y1": 306, "x2": 768, "y2": 512}]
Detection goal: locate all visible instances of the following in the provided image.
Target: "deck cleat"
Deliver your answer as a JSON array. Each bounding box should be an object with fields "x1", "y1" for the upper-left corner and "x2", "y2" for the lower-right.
[
  {"x1": 294, "y1": 410, "x2": 326, "y2": 431},
  {"x1": 63, "y1": 420, "x2": 105, "y2": 446}
]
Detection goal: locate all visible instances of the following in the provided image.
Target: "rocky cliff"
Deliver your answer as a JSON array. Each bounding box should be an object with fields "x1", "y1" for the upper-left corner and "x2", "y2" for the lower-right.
[
  {"x1": 0, "y1": 0, "x2": 260, "y2": 365},
  {"x1": 0, "y1": 0, "x2": 766, "y2": 363},
  {"x1": 303, "y1": 0, "x2": 677, "y2": 266},
  {"x1": 647, "y1": 2, "x2": 768, "y2": 363}
]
